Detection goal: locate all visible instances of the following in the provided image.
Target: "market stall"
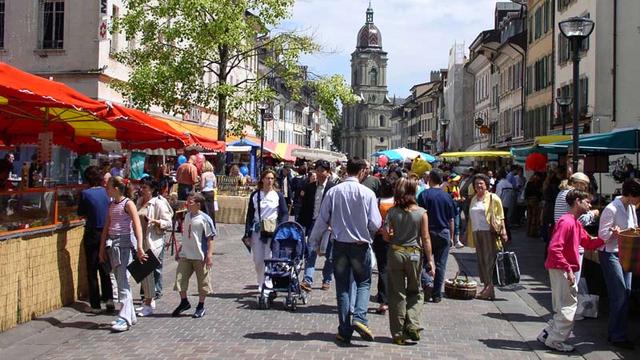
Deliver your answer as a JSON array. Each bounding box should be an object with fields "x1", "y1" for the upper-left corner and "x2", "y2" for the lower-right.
[{"x1": 0, "y1": 61, "x2": 204, "y2": 331}]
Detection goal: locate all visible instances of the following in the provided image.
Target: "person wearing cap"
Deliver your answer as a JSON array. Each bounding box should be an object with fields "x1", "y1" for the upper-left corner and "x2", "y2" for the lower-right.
[{"x1": 299, "y1": 160, "x2": 336, "y2": 292}]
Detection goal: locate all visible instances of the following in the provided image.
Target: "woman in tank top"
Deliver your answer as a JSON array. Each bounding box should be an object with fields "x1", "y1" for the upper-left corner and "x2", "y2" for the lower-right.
[
  {"x1": 99, "y1": 176, "x2": 146, "y2": 332},
  {"x1": 381, "y1": 178, "x2": 434, "y2": 345}
]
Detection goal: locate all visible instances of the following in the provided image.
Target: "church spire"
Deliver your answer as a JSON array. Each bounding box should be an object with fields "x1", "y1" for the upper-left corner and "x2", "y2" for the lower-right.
[{"x1": 366, "y1": 1, "x2": 374, "y2": 24}]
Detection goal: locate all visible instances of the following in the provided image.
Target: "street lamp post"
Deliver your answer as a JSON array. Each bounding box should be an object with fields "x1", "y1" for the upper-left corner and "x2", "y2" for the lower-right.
[
  {"x1": 559, "y1": 16, "x2": 594, "y2": 172},
  {"x1": 417, "y1": 134, "x2": 423, "y2": 152},
  {"x1": 257, "y1": 103, "x2": 273, "y2": 174},
  {"x1": 556, "y1": 96, "x2": 573, "y2": 135},
  {"x1": 440, "y1": 118, "x2": 450, "y2": 152}
]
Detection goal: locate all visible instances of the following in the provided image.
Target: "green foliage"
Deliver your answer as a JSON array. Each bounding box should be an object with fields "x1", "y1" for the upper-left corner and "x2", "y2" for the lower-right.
[
  {"x1": 112, "y1": 0, "x2": 349, "y2": 140},
  {"x1": 309, "y1": 74, "x2": 358, "y2": 124}
]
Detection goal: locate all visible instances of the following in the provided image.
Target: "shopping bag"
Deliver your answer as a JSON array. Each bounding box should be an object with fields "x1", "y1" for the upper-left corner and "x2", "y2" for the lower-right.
[
  {"x1": 576, "y1": 277, "x2": 599, "y2": 319},
  {"x1": 618, "y1": 229, "x2": 640, "y2": 274},
  {"x1": 493, "y1": 249, "x2": 520, "y2": 287}
]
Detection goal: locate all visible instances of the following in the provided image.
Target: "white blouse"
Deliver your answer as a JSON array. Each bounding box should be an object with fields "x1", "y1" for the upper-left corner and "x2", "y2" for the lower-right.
[
  {"x1": 252, "y1": 190, "x2": 280, "y2": 222},
  {"x1": 598, "y1": 197, "x2": 638, "y2": 253},
  {"x1": 470, "y1": 197, "x2": 491, "y2": 232}
]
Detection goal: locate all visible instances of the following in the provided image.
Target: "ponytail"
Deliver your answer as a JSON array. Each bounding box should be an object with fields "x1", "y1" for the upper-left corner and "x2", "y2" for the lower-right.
[{"x1": 108, "y1": 176, "x2": 133, "y2": 199}]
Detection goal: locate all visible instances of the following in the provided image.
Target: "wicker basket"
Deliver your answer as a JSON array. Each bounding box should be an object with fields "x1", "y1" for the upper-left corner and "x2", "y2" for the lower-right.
[
  {"x1": 444, "y1": 272, "x2": 478, "y2": 300},
  {"x1": 618, "y1": 228, "x2": 640, "y2": 274}
]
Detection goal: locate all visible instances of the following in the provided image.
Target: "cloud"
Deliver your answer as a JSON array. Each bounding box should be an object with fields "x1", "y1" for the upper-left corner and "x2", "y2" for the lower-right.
[{"x1": 284, "y1": 0, "x2": 502, "y2": 97}]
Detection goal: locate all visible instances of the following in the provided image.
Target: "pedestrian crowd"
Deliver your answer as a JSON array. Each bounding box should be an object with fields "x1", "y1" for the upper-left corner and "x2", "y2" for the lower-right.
[{"x1": 75, "y1": 154, "x2": 638, "y2": 352}]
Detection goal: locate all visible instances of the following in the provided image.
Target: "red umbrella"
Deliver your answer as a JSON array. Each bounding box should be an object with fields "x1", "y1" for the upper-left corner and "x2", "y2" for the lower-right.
[{"x1": 525, "y1": 152, "x2": 548, "y2": 172}]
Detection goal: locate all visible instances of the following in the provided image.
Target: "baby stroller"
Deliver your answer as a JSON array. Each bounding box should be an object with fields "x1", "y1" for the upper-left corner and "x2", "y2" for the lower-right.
[{"x1": 257, "y1": 221, "x2": 308, "y2": 311}]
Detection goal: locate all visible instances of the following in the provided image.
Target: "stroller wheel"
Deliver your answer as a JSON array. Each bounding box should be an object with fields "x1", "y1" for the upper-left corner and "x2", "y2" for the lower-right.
[
  {"x1": 257, "y1": 296, "x2": 268, "y2": 310},
  {"x1": 301, "y1": 292, "x2": 308, "y2": 305},
  {"x1": 291, "y1": 298, "x2": 297, "y2": 312}
]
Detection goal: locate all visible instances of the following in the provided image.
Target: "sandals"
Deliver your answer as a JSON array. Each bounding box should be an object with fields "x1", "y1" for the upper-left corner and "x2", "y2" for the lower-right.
[{"x1": 375, "y1": 304, "x2": 388, "y2": 314}]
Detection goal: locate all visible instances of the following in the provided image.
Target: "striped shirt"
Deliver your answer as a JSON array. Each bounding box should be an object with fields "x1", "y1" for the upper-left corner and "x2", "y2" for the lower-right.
[
  {"x1": 108, "y1": 198, "x2": 132, "y2": 236},
  {"x1": 554, "y1": 189, "x2": 595, "y2": 225}
]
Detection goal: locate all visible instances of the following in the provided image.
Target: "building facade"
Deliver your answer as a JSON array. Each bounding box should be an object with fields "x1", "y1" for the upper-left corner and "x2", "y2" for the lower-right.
[
  {"x1": 341, "y1": 4, "x2": 393, "y2": 159},
  {"x1": 443, "y1": 43, "x2": 474, "y2": 152},
  {"x1": 525, "y1": 0, "x2": 554, "y2": 138},
  {"x1": 466, "y1": 30, "x2": 500, "y2": 151},
  {"x1": 555, "y1": 0, "x2": 613, "y2": 135}
]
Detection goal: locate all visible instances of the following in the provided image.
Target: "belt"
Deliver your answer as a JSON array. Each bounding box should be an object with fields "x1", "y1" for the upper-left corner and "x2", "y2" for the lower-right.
[{"x1": 391, "y1": 244, "x2": 421, "y2": 253}]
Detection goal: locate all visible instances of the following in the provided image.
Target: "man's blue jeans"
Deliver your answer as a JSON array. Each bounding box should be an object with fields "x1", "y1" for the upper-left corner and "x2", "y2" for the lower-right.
[
  {"x1": 430, "y1": 229, "x2": 451, "y2": 299},
  {"x1": 304, "y1": 241, "x2": 333, "y2": 284},
  {"x1": 304, "y1": 222, "x2": 333, "y2": 284},
  {"x1": 333, "y1": 241, "x2": 372, "y2": 338},
  {"x1": 599, "y1": 251, "x2": 633, "y2": 342}
]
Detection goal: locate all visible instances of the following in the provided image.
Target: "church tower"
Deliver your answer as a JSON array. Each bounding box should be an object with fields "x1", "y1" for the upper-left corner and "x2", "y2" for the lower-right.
[{"x1": 341, "y1": 3, "x2": 393, "y2": 159}]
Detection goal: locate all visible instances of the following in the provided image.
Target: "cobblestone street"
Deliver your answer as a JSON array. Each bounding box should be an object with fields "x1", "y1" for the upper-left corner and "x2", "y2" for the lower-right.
[{"x1": 0, "y1": 224, "x2": 636, "y2": 360}]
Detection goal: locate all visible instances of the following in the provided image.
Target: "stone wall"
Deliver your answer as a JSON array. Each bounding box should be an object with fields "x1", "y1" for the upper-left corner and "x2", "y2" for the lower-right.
[{"x1": 0, "y1": 225, "x2": 87, "y2": 332}]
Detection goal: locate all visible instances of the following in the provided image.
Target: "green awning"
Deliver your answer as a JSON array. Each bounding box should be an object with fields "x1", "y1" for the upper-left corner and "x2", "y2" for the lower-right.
[{"x1": 539, "y1": 128, "x2": 640, "y2": 155}]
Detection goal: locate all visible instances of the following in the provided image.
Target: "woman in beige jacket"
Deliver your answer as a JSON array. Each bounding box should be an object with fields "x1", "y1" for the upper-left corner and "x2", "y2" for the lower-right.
[{"x1": 466, "y1": 174, "x2": 508, "y2": 300}]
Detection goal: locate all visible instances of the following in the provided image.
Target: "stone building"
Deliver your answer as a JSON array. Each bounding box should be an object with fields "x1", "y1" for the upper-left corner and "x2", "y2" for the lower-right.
[{"x1": 341, "y1": 4, "x2": 393, "y2": 159}]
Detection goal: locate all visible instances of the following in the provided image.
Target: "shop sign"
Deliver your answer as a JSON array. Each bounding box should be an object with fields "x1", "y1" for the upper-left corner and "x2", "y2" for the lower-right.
[
  {"x1": 99, "y1": 18, "x2": 108, "y2": 41},
  {"x1": 37, "y1": 132, "x2": 52, "y2": 163},
  {"x1": 100, "y1": 0, "x2": 108, "y2": 15}
]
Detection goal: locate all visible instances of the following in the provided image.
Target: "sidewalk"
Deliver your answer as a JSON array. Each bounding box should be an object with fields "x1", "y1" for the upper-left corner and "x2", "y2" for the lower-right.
[{"x1": 0, "y1": 224, "x2": 636, "y2": 359}]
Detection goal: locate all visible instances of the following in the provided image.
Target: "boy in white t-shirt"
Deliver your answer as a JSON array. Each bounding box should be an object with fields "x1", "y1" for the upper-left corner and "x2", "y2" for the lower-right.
[{"x1": 172, "y1": 193, "x2": 216, "y2": 318}]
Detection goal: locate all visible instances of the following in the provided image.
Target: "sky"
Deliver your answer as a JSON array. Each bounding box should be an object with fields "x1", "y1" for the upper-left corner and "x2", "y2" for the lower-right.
[{"x1": 283, "y1": 0, "x2": 503, "y2": 98}]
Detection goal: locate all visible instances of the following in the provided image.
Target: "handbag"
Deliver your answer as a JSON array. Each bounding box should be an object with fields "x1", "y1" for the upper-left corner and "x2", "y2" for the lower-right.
[
  {"x1": 257, "y1": 190, "x2": 276, "y2": 237},
  {"x1": 488, "y1": 194, "x2": 504, "y2": 236},
  {"x1": 492, "y1": 243, "x2": 520, "y2": 287}
]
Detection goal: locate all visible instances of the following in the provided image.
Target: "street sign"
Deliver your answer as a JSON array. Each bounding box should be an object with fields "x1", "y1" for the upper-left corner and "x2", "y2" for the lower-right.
[{"x1": 100, "y1": 0, "x2": 108, "y2": 15}]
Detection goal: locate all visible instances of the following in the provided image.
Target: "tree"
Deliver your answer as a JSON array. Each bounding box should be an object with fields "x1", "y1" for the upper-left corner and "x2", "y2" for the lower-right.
[{"x1": 112, "y1": 0, "x2": 355, "y2": 168}]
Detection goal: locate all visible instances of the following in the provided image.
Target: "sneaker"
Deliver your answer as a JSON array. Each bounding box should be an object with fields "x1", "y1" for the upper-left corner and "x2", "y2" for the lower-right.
[
  {"x1": 150, "y1": 299, "x2": 156, "y2": 310},
  {"x1": 454, "y1": 241, "x2": 464, "y2": 248},
  {"x1": 321, "y1": 282, "x2": 331, "y2": 291},
  {"x1": 574, "y1": 314, "x2": 584, "y2": 321},
  {"x1": 86, "y1": 307, "x2": 102, "y2": 314},
  {"x1": 300, "y1": 280, "x2": 312, "y2": 292},
  {"x1": 352, "y1": 321, "x2": 374, "y2": 341},
  {"x1": 110, "y1": 318, "x2": 136, "y2": 326},
  {"x1": 106, "y1": 300, "x2": 116, "y2": 312},
  {"x1": 536, "y1": 329, "x2": 548, "y2": 344},
  {"x1": 137, "y1": 304, "x2": 154, "y2": 317},
  {"x1": 335, "y1": 333, "x2": 350, "y2": 344},
  {"x1": 544, "y1": 340, "x2": 574, "y2": 352},
  {"x1": 392, "y1": 336, "x2": 407, "y2": 345},
  {"x1": 192, "y1": 307, "x2": 206, "y2": 318},
  {"x1": 432, "y1": 297, "x2": 442, "y2": 303},
  {"x1": 404, "y1": 326, "x2": 422, "y2": 341},
  {"x1": 171, "y1": 301, "x2": 192, "y2": 317},
  {"x1": 110, "y1": 318, "x2": 129, "y2": 332}
]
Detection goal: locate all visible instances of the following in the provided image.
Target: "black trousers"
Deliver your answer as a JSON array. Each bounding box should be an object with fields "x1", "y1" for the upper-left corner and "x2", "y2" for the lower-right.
[
  {"x1": 372, "y1": 233, "x2": 388, "y2": 304},
  {"x1": 83, "y1": 227, "x2": 113, "y2": 308}
]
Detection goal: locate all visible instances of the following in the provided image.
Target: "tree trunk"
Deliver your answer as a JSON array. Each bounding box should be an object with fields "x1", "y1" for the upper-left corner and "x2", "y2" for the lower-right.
[{"x1": 215, "y1": 45, "x2": 230, "y2": 174}]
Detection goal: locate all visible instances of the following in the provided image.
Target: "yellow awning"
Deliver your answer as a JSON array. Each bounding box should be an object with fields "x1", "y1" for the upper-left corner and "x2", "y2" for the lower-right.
[
  {"x1": 47, "y1": 107, "x2": 117, "y2": 139},
  {"x1": 534, "y1": 135, "x2": 571, "y2": 145},
  {"x1": 440, "y1": 151, "x2": 513, "y2": 158},
  {"x1": 161, "y1": 118, "x2": 259, "y2": 144}
]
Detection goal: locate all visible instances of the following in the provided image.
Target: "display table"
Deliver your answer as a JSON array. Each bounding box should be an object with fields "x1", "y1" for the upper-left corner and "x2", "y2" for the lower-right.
[{"x1": 216, "y1": 195, "x2": 249, "y2": 224}]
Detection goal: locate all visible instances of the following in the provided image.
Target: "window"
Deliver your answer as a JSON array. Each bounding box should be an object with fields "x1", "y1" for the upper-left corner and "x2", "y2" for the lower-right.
[
  {"x1": 0, "y1": 1, "x2": 5, "y2": 49},
  {"x1": 369, "y1": 68, "x2": 378, "y2": 85},
  {"x1": 534, "y1": 7, "x2": 542, "y2": 40},
  {"x1": 40, "y1": 0, "x2": 65, "y2": 49},
  {"x1": 110, "y1": 5, "x2": 119, "y2": 54},
  {"x1": 379, "y1": 115, "x2": 385, "y2": 128},
  {"x1": 528, "y1": 16, "x2": 533, "y2": 44},
  {"x1": 543, "y1": 1, "x2": 550, "y2": 34}
]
